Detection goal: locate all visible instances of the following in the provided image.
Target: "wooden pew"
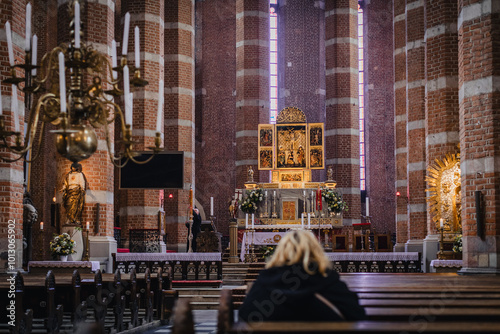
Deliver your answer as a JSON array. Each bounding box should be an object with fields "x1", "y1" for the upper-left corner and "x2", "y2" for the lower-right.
[
  {"x1": 71, "y1": 270, "x2": 88, "y2": 330},
  {"x1": 113, "y1": 269, "x2": 126, "y2": 332},
  {"x1": 45, "y1": 270, "x2": 64, "y2": 334},
  {"x1": 12, "y1": 271, "x2": 33, "y2": 334}
]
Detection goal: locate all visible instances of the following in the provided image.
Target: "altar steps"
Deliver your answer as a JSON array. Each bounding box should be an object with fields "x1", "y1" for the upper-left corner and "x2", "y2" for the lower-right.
[
  {"x1": 177, "y1": 288, "x2": 222, "y2": 310},
  {"x1": 222, "y1": 263, "x2": 250, "y2": 286}
]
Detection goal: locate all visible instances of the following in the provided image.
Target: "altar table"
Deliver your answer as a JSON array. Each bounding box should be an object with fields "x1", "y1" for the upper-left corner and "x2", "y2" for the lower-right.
[
  {"x1": 28, "y1": 261, "x2": 100, "y2": 274},
  {"x1": 430, "y1": 259, "x2": 463, "y2": 273}
]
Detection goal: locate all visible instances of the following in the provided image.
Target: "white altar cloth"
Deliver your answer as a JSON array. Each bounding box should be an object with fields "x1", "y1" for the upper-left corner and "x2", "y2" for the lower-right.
[
  {"x1": 115, "y1": 252, "x2": 221, "y2": 262},
  {"x1": 430, "y1": 259, "x2": 463, "y2": 268}
]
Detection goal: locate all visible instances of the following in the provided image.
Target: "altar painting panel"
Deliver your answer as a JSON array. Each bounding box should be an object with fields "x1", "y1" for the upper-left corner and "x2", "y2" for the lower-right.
[
  {"x1": 276, "y1": 125, "x2": 307, "y2": 169},
  {"x1": 308, "y1": 123, "x2": 324, "y2": 169},
  {"x1": 259, "y1": 148, "x2": 273, "y2": 170},
  {"x1": 258, "y1": 124, "x2": 274, "y2": 147},
  {"x1": 282, "y1": 200, "x2": 297, "y2": 220}
]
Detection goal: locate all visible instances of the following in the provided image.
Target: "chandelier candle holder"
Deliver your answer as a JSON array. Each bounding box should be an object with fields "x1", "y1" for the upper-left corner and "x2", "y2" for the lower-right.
[{"x1": 0, "y1": 1, "x2": 162, "y2": 166}]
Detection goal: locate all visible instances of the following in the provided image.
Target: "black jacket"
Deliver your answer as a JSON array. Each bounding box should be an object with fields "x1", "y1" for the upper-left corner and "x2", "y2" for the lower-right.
[{"x1": 238, "y1": 264, "x2": 366, "y2": 322}]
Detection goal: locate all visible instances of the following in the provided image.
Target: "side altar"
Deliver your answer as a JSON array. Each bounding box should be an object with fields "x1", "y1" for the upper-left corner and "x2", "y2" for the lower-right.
[{"x1": 234, "y1": 107, "x2": 347, "y2": 239}]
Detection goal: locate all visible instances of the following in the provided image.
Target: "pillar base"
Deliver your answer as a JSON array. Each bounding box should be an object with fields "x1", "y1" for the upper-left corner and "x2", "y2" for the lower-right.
[
  {"x1": 422, "y1": 234, "x2": 440, "y2": 273},
  {"x1": 393, "y1": 242, "x2": 406, "y2": 252},
  {"x1": 89, "y1": 236, "x2": 117, "y2": 273}
]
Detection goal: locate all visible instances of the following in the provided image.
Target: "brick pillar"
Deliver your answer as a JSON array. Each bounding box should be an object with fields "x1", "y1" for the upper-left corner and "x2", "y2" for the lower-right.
[
  {"x1": 194, "y1": 0, "x2": 236, "y2": 235},
  {"x1": 364, "y1": 1, "x2": 395, "y2": 235},
  {"x1": 405, "y1": 0, "x2": 427, "y2": 251},
  {"x1": 458, "y1": 0, "x2": 500, "y2": 274},
  {"x1": 278, "y1": 0, "x2": 325, "y2": 123},
  {"x1": 393, "y1": 0, "x2": 408, "y2": 251},
  {"x1": 30, "y1": 0, "x2": 59, "y2": 261},
  {"x1": 164, "y1": 0, "x2": 195, "y2": 251},
  {"x1": 422, "y1": 0, "x2": 459, "y2": 270},
  {"x1": 324, "y1": 0, "x2": 360, "y2": 226},
  {"x1": 0, "y1": 0, "x2": 26, "y2": 271},
  {"x1": 56, "y1": 0, "x2": 116, "y2": 271},
  {"x1": 235, "y1": 0, "x2": 270, "y2": 188},
  {"x1": 118, "y1": 0, "x2": 164, "y2": 248}
]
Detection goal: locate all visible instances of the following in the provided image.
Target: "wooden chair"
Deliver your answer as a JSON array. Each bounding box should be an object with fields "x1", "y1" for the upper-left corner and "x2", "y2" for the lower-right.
[{"x1": 332, "y1": 235, "x2": 347, "y2": 252}]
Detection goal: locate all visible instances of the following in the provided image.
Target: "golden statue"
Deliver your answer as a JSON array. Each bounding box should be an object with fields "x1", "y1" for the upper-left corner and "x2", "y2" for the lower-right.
[{"x1": 62, "y1": 163, "x2": 88, "y2": 225}]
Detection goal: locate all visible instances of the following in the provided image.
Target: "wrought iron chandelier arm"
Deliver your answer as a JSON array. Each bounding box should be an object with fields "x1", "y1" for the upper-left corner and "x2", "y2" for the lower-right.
[{"x1": 35, "y1": 46, "x2": 67, "y2": 86}]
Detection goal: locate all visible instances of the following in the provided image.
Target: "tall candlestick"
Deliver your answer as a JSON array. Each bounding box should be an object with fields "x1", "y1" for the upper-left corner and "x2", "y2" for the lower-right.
[
  {"x1": 251, "y1": 213, "x2": 254, "y2": 229},
  {"x1": 245, "y1": 213, "x2": 248, "y2": 229},
  {"x1": 58, "y1": 52, "x2": 66, "y2": 112},
  {"x1": 86, "y1": 221, "x2": 90, "y2": 230},
  {"x1": 366, "y1": 197, "x2": 370, "y2": 216},
  {"x1": 439, "y1": 218, "x2": 443, "y2": 228},
  {"x1": 74, "y1": 1, "x2": 80, "y2": 48},
  {"x1": 12, "y1": 85, "x2": 19, "y2": 132},
  {"x1": 156, "y1": 80, "x2": 164, "y2": 132},
  {"x1": 31, "y1": 35, "x2": 37, "y2": 76},
  {"x1": 307, "y1": 213, "x2": 311, "y2": 229},
  {"x1": 5, "y1": 22, "x2": 14, "y2": 66},
  {"x1": 40, "y1": 221, "x2": 44, "y2": 230},
  {"x1": 25, "y1": 3, "x2": 31, "y2": 51},
  {"x1": 122, "y1": 12, "x2": 130, "y2": 55},
  {"x1": 301, "y1": 213, "x2": 304, "y2": 228},
  {"x1": 134, "y1": 26, "x2": 140, "y2": 68},
  {"x1": 210, "y1": 197, "x2": 214, "y2": 216}
]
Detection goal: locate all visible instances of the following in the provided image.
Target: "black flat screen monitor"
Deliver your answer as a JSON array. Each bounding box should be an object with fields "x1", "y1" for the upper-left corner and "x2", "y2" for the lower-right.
[{"x1": 119, "y1": 151, "x2": 184, "y2": 189}]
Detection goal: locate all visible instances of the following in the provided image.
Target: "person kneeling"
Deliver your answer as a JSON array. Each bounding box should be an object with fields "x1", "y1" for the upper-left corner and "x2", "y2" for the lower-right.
[{"x1": 238, "y1": 230, "x2": 366, "y2": 322}]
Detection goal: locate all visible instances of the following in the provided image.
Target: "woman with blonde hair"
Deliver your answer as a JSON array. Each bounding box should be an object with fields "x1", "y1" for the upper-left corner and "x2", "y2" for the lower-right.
[{"x1": 238, "y1": 230, "x2": 366, "y2": 322}]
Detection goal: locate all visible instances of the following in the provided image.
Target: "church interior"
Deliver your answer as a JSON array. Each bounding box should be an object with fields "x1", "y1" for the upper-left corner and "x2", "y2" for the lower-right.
[{"x1": 1, "y1": 0, "x2": 499, "y2": 333}]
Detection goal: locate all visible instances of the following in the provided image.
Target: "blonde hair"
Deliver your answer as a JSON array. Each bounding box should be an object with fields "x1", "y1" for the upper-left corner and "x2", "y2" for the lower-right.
[{"x1": 266, "y1": 230, "x2": 332, "y2": 276}]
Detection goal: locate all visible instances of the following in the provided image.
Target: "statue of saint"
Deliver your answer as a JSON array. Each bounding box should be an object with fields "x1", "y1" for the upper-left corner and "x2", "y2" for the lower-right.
[
  {"x1": 327, "y1": 165, "x2": 334, "y2": 181},
  {"x1": 62, "y1": 162, "x2": 88, "y2": 225},
  {"x1": 229, "y1": 196, "x2": 239, "y2": 219},
  {"x1": 247, "y1": 166, "x2": 254, "y2": 182}
]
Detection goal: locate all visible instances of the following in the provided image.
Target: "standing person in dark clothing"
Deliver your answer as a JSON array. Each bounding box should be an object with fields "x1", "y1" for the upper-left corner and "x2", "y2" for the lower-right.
[
  {"x1": 238, "y1": 230, "x2": 366, "y2": 322},
  {"x1": 191, "y1": 207, "x2": 202, "y2": 252}
]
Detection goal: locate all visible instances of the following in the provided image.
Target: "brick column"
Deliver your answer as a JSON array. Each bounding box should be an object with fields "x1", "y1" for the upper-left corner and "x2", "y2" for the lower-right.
[
  {"x1": 324, "y1": 0, "x2": 360, "y2": 225},
  {"x1": 0, "y1": 0, "x2": 26, "y2": 271},
  {"x1": 118, "y1": 0, "x2": 164, "y2": 248},
  {"x1": 393, "y1": 0, "x2": 408, "y2": 251},
  {"x1": 164, "y1": 0, "x2": 195, "y2": 251},
  {"x1": 405, "y1": 0, "x2": 427, "y2": 252},
  {"x1": 194, "y1": 0, "x2": 236, "y2": 235},
  {"x1": 278, "y1": 0, "x2": 325, "y2": 123},
  {"x1": 458, "y1": 0, "x2": 500, "y2": 274},
  {"x1": 235, "y1": 0, "x2": 270, "y2": 188},
  {"x1": 364, "y1": 1, "x2": 395, "y2": 235},
  {"x1": 56, "y1": 0, "x2": 116, "y2": 271},
  {"x1": 422, "y1": 0, "x2": 459, "y2": 270}
]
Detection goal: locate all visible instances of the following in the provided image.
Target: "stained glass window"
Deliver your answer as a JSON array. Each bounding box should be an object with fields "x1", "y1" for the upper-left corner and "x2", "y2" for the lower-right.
[
  {"x1": 358, "y1": 4, "x2": 365, "y2": 190},
  {"x1": 270, "y1": 2, "x2": 278, "y2": 123}
]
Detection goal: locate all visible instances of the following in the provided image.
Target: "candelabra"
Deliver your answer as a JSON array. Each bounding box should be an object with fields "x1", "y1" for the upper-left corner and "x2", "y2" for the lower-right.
[
  {"x1": 437, "y1": 225, "x2": 445, "y2": 260},
  {"x1": 0, "y1": 1, "x2": 161, "y2": 166},
  {"x1": 83, "y1": 228, "x2": 90, "y2": 261},
  {"x1": 271, "y1": 192, "x2": 278, "y2": 218}
]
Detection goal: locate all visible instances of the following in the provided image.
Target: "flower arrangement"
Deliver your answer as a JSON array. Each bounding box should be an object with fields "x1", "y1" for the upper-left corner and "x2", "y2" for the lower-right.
[
  {"x1": 50, "y1": 232, "x2": 76, "y2": 257},
  {"x1": 240, "y1": 188, "x2": 264, "y2": 214},
  {"x1": 321, "y1": 188, "x2": 348, "y2": 214},
  {"x1": 261, "y1": 245, "x2": 276, "y2": 260},
  {"x1": 453, "y1": 234, "x2": 462, "y2": 253}
]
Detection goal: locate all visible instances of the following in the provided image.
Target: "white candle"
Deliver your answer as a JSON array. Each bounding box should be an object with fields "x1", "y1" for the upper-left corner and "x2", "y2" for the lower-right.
[
  {"x1": 273, "y1": 190, "x2": 276, "y2": 197},
  {"x1": 210, "y1": 197, "x2": 214, "y2": 216},
  {"x1": 86, "y1": 221, "x2": 90, "y2": 230},
  {"x1": 5, "y1": 22, "x2": 15, "y2": 66},
  {"x1": 301, "y1": 213, "x2": 304, "y2": 228},
  {"x1": 251, "y1": 213, "x2": 254, "y2": 229},
  {"x1": 74, "y1": 1, "x2": 80, "y2": 48},
  {"x1": 111, "y1": 40, "x2": 118, "y2": 79},
  {"x1": 40, "y1": 222, "x2": 43, "y2": 230},
  {"x1": 366, "y1": 197, "x2": 370, "y2": 216},
  {"x1": 25, "y1": 3, "x2": 31, "y2": 51},
  {"x1": 245, "y1": 213, "x2": 248, "y2": 229},
  {"x1": 11, "y1": 85, "x2": 19, "y2": 132},
  {"x1": 122, "y1": 65, "x2": 132, "y2": 126},
  {"x1": 303, "y1": 190, "x2": 306, "y2": 197},
  {"x1": 134, "y1": 26, "x2": 140, "y2": 68},
  {"x1": 31, "y1": 35, "x2": 37, "y2": 76},
  {"x1": 307, "y1": 213, "x2": 311, "y2": 228},
  {"x1": 439, "y1": 218, "x2": 443, "y2": 228},
  {"x1": 122, "y1": 12, "x2": 130, "y2": 56},
  {"x1": 58, "y1": 53, "x2": 66, "y2": 112},
  {"x1": 156, "y1": 80, "x2": 164, "y2": 132}
]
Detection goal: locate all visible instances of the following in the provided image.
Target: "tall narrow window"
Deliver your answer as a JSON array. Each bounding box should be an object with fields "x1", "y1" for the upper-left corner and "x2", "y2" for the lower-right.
[
  {"x1": 270, "y1": 1, "x2": 278, "y2": 123},
  {"x1": 358, "y1": 4, "x2": 365, "y2": 191}
]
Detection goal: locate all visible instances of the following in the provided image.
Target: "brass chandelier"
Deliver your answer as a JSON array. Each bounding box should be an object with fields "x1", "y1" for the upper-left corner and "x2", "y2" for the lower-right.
[{"x1": 0, "y1": 1, "x2": 162, "y2": 167}]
